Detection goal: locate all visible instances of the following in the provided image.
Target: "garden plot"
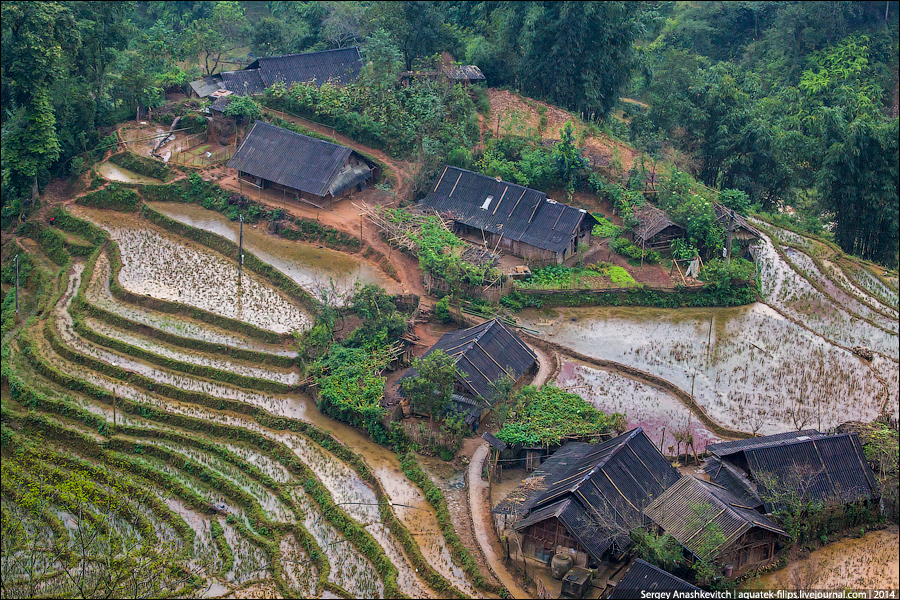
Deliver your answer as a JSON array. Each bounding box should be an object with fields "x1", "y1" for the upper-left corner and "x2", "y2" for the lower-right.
[
  {"x1": 84, "y1": 317, "x2": 299, "y2": 385},
  {"x1": 149, "y1": 201, "x2": 401, "y2": 298},
  {"x1": 555, "y1": 361, "x2": 723, "y2": 451},
  {"x1": 756, "y1": 234, "x2": 898, "y2": 359},
  {"x1": 85, "y1": 253, "x2": 295, "y2": 356},
  {"x1": 518, "y1": 303, "x2": 888, "y2": 434},
  {"x1": 71, "y1": 206, "x2": 309, "y2": 334},
  {"x1": 279, "y1": 534, "x2": 318, "y2": 597}
]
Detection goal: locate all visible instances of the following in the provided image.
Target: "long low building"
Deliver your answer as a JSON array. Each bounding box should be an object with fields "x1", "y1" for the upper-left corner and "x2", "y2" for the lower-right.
[
  {"x1": 419, "y1": 166, "x2": 598, "y2": 266},
  {"x1": 227, "y1": 121, "x2": 374, "y2": 208}
]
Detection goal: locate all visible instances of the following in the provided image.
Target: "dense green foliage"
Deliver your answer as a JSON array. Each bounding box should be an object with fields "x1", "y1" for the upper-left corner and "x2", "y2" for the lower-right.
[
  {"x1": 75, "y1": 183, "x2": 141, "y2": 212},
  {"x1": 400, "y1": 350, "x2": 458, "y2": 421},
  {"x1": 495, "y1": 385, "x2": 624, "y2": 446},
  {"x1": 630, "y1": 1, "x2": 898, "y2": 265}
]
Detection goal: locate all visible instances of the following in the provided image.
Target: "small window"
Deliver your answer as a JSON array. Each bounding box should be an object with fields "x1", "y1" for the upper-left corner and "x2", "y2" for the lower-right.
[{"x1": 481, "y1": 195, "x2": 493, "y2": 210}]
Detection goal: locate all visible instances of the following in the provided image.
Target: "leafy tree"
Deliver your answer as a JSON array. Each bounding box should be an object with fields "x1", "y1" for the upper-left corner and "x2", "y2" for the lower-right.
[
  {"x1": 553, "y1": 121, "x2": 589, "y2": 193},
  {"x1": 686, "y1": 502, "x2": 727, "y2": 586},
  {"x1": 401, "y1": 350, "x2": 460, "y2": 422},
  {"x1": 183, "y1": 1, "x2": 248, "y2": 75},
  {"x1": 224, "y1": 95, "x2": 261, "y2": 121},
  {"x1": 252, "y1": 17, "x2": 288, "y2": 56}
]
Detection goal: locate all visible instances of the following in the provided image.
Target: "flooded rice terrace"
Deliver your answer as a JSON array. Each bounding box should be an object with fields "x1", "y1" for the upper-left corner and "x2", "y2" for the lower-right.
[
  {"x1": 96, "y1": 161, "x2": 163, "y2": 185},
  {"x1": 147, "y1": 202, "x2": 401, "y2": 299},
  {"x1": 71, "y1": 206, "x2": 310, "y2": 334}
]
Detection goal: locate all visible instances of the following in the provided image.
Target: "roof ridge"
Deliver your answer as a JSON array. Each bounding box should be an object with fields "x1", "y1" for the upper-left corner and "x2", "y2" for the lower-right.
[
  {"x1": 439, "y1": 166, "x2": 543, "y2": 198},
  {"x1": 571, "y1": 428, "x2": 643, "y2": 493},
  {"x1": 258, "y1": 47, "x2": 360, "y2": 61}
]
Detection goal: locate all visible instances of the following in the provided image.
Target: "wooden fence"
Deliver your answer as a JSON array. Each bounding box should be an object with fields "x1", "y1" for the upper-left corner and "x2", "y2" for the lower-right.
[{"x1": 424, "y1": 272, "x2": 505, "y2": 303}]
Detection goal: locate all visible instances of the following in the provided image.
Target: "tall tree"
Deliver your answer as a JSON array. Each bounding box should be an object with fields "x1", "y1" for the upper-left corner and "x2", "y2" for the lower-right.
[{"x1": 400, "y1": 350, "x2": 460, "y2": 422}]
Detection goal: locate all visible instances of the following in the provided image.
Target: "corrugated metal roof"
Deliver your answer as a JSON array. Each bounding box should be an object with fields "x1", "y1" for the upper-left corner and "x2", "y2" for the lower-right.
[
  {"x1": 254, "y1": 47, "x2": 362, "y2": 88},
  {"x1": 189, "y1": 75, "x2": 224, "y2": 97},
  {"x1": 704, "y1": 457, "x2": 763, "y2": 509},
  {"x1": 400, "y1": 319, "x2": 537, "y2": 402},
  {"x1": 443, "y1": 65, "x2": 486, "y2": 80},
  {"x1": 742, "y1": 434, "x2": 879, "y2": 512},
  {"x1": 632, "y1": 203, "x2": 683, "y2": 243},
  {"x1": 644, "y1": 476, "x2": 788, "y2": 561},
  {"x1": 221, "y1": 69, "x2": 267, "y2": 96},
  {"x1": 608, "y1": 560, "x2": 700, "y2": 598},
  {"x1": 227, "y1": 121, "x2": 356, "y2": 197},
  {"x1": 707, "y1": 430, "x2": 824, "y2": 458},
  {"x1": 419, "y1": 166, "x2": 597, "y2": 254},
  {"x1": 493, "y1": 443, "x2": 593, "y2": 516},
  {"x1": 512, "y1": 497, "x2": 623, "y2": 563}
]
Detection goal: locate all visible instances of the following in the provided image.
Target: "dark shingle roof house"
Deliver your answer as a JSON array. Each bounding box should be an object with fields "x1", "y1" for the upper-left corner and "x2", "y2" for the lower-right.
[
  {"x1": 508, "y1": 429, "x2": 681, "y2": 563},
  {"x1": 220, "y1": 47, "x2": 363, "y2": 96},
  {"x1": 227, "y1": 121, "x2": 371, "y2": 204},
  {"x1": 607, "y1": 560, "x2": 700, "y2": 598},
  {"x1": 705, "y1": 431, "x2": 880, "y2": 513},
  {"x1": 419, "y1": 166, "x2": 598, "y2": 263}
]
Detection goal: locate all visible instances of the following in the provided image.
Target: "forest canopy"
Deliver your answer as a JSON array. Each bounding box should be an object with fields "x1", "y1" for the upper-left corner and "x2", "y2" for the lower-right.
[{"x1": 2, "y1": 1, "x2": 898, "y2": 265}]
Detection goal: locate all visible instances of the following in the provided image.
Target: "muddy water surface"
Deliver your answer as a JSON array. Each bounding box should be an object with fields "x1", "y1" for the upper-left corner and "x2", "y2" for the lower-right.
[
  {"x1": 148, "y1": 202, "x2": 401, "y2": 298},
  {"x1": 96, "y1": 161, "x2": 163, "y2": 184},
  {"x1": 519, "y1": 303, "x2": 887, "y2": 438}
]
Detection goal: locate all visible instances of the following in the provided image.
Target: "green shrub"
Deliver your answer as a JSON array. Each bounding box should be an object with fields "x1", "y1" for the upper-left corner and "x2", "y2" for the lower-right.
[
  {"x1": 435, "y1": 295, "x2": 452, "y2": 323},
  {"x1": 108, "y1": 152, "x2": 171, "y2": 181},
  {"x1": 76, "y1": 183, "x2": 140, "y2": 212}
]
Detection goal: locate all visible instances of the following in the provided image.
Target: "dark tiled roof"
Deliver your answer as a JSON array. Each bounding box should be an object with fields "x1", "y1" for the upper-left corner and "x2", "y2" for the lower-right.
[
  {"x1": 508, "y1": 429, "x2": 681, "y2": 562},
  {"x1": 645, "y1": 477, "x2": 787, "y2": 561},
  {"x1": 443, "y1": 65, "x2": 485, "y2": 80},
  {"x1": 608, "y1": 560, "x2": 700, "y2": 598},
  {"x1": 446, "y1": 394, "x2": 485, "y2": 426},
  {"x1": 251, "y1": 47, "x2": 362, "y2": 89},
  {"x1": 493, "y1": 443, "x2": 593, "y2": 516},
  {"x1": 189, "y1": 75, "x2": 224, "y2": 97},
  {"x1": 482, "y1": 432, "x2": 507, "y2": 451},
  {"x1": 707, "y1": 430, "x2": 824, "y2": 458},
  {"x1": 221, "y1": 69, "x2": 267, "y2": 96},
  {"x1": 632, "y1": 203, "x2": 682, "y2": 243},
  {"x1": 227, "y1": 122, "x2": 369, "y2": 197},
  {"x1": 210, "y1": 95, "x2": 234, "y2": 114},
  {"x1": 703, "y1": 457, "x2": 763, "y2": 509},
  {"x1": 714, "y1": 202, "x2": 762, "y2": 239},
  {"x1": 742, "y1": 434, "x2": 879, "y2": 512},
  {"x1": 400, "y1": 319, "x2": 537, "y2": 402},
  {"x1": 419, "y1": 167, "x2": 597, "y2": 254}
]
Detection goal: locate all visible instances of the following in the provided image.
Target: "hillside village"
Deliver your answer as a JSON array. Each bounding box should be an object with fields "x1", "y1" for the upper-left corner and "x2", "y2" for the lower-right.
[{"x1": 2, "y1": 2, "x2": 898, "y2": 599}]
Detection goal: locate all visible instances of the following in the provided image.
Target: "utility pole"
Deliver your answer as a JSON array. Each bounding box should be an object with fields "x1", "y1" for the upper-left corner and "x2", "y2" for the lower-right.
[
  {"x1": 706, "y1": 308, "x2": 714, "y2": 365},
  {"x1": 14, "y1": 254, "x2": 20, "y2": 323},
  {"x1": 238, "y1": 214, "x2": 244, "y2": 285},
  {"x1": 725, "y1": 210, "x2": 736, "y2": 265}
]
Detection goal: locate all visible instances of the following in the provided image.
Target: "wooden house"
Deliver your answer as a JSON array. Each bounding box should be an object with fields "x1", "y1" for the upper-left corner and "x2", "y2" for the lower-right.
[
  {"x1": 645, "y1": 476, "x2": 790, "y2": 578},
  {"x1": 606, "y1": 559, "x2": 700, "y2": 598},
  {"x1": 494, "y1": 429, "x2": 680, "y2": 568},
  {"x1": 398, "y1": 319, "x2": 536, "y2": 429},
  {"x1": 703, "y1": 431, "x2": 880, "y2": 514},
  {"x1": 419, "y1": 167, "x2": 598, "y2": 266},
  {"x1": 226, "y1": 122, "x2": 374, "y2": 208},
  {"x1": 713, "y1": 202, "x2": 761, "y2": 243},
  {"x1": 631, "y1": 203, "x2": 685, "y2": 251}
]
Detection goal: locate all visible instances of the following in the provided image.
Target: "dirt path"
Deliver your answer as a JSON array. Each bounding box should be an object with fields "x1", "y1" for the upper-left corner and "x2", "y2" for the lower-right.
[{"x1": 468, "y1": 443, "x2": 531, "y2": 600}]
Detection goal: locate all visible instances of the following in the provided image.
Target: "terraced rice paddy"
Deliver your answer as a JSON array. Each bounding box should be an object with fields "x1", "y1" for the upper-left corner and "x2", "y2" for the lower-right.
[
  {"x1": 148, "y1": 201, "x2": 401, "y2": 298},
  {"x1": 2, "y1": 206, "x2": 485, "y2": 599},
  {"x1": 524, "y1": 226, "x2": 898, "y2": 440}
]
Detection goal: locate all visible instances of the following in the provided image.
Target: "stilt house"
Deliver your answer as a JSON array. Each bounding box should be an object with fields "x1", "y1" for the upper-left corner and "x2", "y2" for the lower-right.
[
  {"x1": 226, "y1": 122, "x2": 374, "y2": 208},
  {"x1": 419, "y1": 167, "x2": 598, "y2": 266}
]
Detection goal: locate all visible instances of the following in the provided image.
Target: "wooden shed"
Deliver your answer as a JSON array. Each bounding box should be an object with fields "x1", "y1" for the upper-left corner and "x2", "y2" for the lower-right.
[
  {"x1": 631, "y1": 203, "x2": 685, "y2": 250},
  {"x1": 226, "y1": 121, "x2": 374, "y2": 208}
]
